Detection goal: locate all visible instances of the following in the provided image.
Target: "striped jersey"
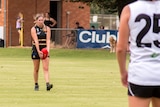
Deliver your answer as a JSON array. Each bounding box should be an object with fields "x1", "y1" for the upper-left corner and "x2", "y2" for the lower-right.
[{"x1": 33, "y1": 26, "x2": 47, "y2": 50}]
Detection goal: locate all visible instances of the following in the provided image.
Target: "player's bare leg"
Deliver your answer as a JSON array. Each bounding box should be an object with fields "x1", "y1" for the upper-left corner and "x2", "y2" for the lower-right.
[
  {"x1": 42, "y1": 57, "x2": 53, "y2": 91},
  {"x1": 129, "y1": 96, "x2": 151, "y2": 107},
  {"x1": 152, "y1": 98, "x2": 160, "y2": 107},
  {"x1": 33, "y1": 59, "x2": 40, "y2": 91}
]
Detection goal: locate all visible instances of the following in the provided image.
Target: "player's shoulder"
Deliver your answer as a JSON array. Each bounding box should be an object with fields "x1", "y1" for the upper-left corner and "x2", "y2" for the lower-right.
[
  {"x1": 122, "y1": 5, "x2": 130, "y2": 14},
  {"x1": 31, "y1": 26, "x2": 36, "y2": 29},
  {"x1": 120, "y1": 5, "x2": 130, "y2": 21},
  {"x1": 50, "y1": 17, "x2": 55, "y2": 21},
  {"x1": 31, "y1": 26, "x2": 37, "y2": 32}
]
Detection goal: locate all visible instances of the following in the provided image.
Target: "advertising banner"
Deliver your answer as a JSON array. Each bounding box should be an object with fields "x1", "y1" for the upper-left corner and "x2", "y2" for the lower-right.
[{"x1": 77, "y1": 30, "x2": 118, "y2": 48}]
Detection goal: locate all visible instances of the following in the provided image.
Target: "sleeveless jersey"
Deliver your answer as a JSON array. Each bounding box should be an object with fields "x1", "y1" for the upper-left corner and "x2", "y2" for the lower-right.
[
  {"x1": 128, "y1": 0, "x2": 160, "y2": 85},
  {"x1": 32, "y1": 26, "x2": 47, "y2": 50}
]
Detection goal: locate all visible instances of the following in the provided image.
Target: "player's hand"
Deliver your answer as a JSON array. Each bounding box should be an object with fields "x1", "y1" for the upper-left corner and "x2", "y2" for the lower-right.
[
  {"x1": 120, "y1": 70, "x2": 128, "y2": 87},
  {"x1": 38, "y1": 51, "x2": 43, "y2": 59}
]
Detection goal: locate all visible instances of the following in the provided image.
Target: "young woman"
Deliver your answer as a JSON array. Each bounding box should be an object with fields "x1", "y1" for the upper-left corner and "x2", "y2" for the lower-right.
[
  {"x1": 44, "y1": 12, "x2": 57, "y2": 43},
  {"x1": 16, "y1": 12, "x2": 23, "y2": 45},
  {"x1": 31, "y1": 13, "x2": 52, "y2": 91},
  {"x1": 44, "y1": 12, "x2": 56, "y2": 28},
  {"x1": 116, "y1": 0, "x2": 160, "y2": 107}
]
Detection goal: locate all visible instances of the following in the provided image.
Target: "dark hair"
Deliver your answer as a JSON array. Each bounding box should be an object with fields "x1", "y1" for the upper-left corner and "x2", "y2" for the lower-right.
[
  {"x1": 75, "y1": 22, "x2": 79, "y2": 25},
  {"x1": 45, "y1": 12, "x2": 51, "y2": 17},
  {"x1": 91, "y1": 25, "x2": 95, "y2": 28}
]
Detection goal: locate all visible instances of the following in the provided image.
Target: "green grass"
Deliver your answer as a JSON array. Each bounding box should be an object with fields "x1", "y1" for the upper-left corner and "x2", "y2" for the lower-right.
[{"x1": 0, "y1": 48, "x2": 128, "y2": 107}]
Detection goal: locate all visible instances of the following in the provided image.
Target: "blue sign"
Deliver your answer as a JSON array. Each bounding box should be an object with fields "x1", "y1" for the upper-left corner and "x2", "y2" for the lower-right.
[{"x1": 77, "y1": 30, "x2": 118, "y2": 48}]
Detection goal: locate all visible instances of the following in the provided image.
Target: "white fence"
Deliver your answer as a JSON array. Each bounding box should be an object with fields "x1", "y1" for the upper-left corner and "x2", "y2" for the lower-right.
[{"x1": 90, "y1": 14, "x2": 119, "y2": 30}]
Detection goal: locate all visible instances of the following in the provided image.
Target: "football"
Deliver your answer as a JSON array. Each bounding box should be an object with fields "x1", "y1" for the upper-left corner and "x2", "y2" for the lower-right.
[{"x1": 41, "y1": 48, "x2": 48, "y2": 59}]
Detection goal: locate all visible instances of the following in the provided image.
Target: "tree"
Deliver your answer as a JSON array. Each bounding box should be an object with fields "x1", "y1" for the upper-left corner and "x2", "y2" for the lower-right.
[
  {"x1": 70, "y1": 0, "x2": 137, "y2": 17},
  {"x1": 70, "y1": 0, "x2": 117, "y2": 14}
]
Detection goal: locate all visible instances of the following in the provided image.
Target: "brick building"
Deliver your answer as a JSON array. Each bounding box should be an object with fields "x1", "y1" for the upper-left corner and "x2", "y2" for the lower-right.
[{"x1": 0, "y1": 0, "x2": 90, "y2": 47}]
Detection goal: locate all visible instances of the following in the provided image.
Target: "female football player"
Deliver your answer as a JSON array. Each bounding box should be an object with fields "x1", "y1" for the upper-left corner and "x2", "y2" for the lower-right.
[
  {"x1": 31, "y1": 13, "x2": 53, "y2": 91},
  {"x1": 117, "y1": 0, "x2": 160, "y2": 107}
]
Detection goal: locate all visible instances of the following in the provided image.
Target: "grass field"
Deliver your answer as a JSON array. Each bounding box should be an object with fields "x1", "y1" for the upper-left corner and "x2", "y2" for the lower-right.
[{"x1": 0, "y1": 48, "x2": 128, "y2": 107}]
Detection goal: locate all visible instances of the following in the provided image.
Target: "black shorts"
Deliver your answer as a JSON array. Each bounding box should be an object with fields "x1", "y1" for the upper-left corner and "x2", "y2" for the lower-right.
[
  {"x1": 31, "y1": 45, "x2": 47, "y2": 59},
  {"x1": 128, "y1": 82, "x2": 160, "y2": 98},
  {"x1": 17, "y1": 28, "x2": 21, "y2": 31}
]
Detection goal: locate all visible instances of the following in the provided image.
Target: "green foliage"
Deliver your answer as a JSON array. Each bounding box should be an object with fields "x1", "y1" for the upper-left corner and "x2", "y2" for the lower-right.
[
  {"x1": 70, "y1": 0, "x2": 117, "y2": 14},
  {"x1": 69, "y1": 0, "x2": 137, "y2": 15}
]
